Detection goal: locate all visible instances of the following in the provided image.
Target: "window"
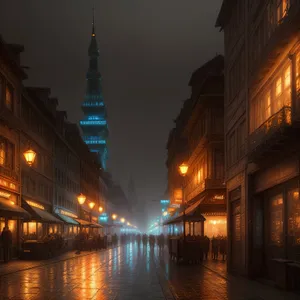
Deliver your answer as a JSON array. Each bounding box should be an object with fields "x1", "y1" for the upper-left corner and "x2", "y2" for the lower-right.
[
  {"x1": 0, "y1": 142, "x2": 5, "y2": 166},
  {"x1": 266, "y1": 91, "x2": 271, "y2": 120},
  {"x1": 269, "y1": 194, "x2": 283, "y2": 245},
  {"x1": 276, "y1": 77, "x2": 282, "y2": 97},
  {"x1": 0, "y1": 137, "x2": 14, "y2": 168},
  {"x1": 214, "y1": 150, "x2": 224, "y2": 180},
  {"x1": 237, "y1": 121, "x2": 246, "y2": 158},
  {"x1": 277, "y1": 0, "x2": 289, "y2": 23},
  {"x1": 5, "y1": 84, "x2": 13, "y2": 111}
]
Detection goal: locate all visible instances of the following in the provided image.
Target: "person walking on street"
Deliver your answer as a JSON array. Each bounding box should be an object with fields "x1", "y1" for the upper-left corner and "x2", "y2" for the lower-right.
[{"x1": 1, "y1": 226, "x2": 12, "y2": 263}]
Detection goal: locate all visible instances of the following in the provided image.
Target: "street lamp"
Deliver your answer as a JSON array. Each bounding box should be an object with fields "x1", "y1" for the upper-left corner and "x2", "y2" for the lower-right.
[
  {"x1": 178, "y1": 162, "x2": 189, "y2": 177},
  {"x1": 112, "y1": 214, "x2": 117, "y2": 220},
  {"x1": 179, "y1": 162, "x2": 189, "y2": 240},
  {"x1": 127, "y1": 222, "x2": 131, "y2": 226},
  {"x1": 77, "y1": 193, "x2": 86, "y2": 205},
  {"x1": 23, "y1": 148, "x2": 36, "y2": 166},
  {"x1": 99, "y1": 206, "x2": 103, "y2": 213},
  {"x1": 120, "y1": 218, "x2": 125, "y2": 223},
  {"x1": 89, "y1": 202, "x2": 95, "y2": 209}
]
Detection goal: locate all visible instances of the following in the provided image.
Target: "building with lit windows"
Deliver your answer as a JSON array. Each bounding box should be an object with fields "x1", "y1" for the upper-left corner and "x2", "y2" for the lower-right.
[
  {"x1": 216, "y1": 0, "x2": 300, "y2": 284},
  {"x1": 166, "y1": 56, "x2": 226, "y2": 238},
  {"x1": 80, "y1": 15, "x2": 109, "y2": 170},
  {"x1": 0, "y1": 38, "x2": 28, "y2": 260}
]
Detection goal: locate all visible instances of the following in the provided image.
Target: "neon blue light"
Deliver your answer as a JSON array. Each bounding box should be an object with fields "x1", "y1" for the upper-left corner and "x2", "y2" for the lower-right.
[
  {"x1": 85, "y1": 140, "x2": 106, "y2": 145},
  {"x1": 82, "y1": 101, "x2": 104, "y2": 107},
  {"x1": 80, "y1": 120, "x2": 107, "y2": 125},
  {"x1": 160, "y1": 200, "x2": 170, "y2": 204},
  {"x1": 88, "y1": 116, "x2": 100, "y2": 121}
]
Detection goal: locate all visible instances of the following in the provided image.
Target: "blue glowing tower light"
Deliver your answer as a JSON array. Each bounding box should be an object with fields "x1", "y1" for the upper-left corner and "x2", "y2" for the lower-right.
[{"x1": 79, "y1": 10, "x2": 109, "y2": 170}]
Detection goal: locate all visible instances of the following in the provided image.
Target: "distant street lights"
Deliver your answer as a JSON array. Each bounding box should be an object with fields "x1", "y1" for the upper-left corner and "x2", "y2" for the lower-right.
[
  {"x1": 77, "y1": 193, "x2": 86, "y2": 205},
  {"x1": 179, "y1": 162, "x2": 189, "y2": 240}
]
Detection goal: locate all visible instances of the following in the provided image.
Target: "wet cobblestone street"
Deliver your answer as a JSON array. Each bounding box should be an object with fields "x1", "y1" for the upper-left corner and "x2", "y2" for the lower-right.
[{"x1": 0, "y1": 243, "x2": 298, "y2": 300}]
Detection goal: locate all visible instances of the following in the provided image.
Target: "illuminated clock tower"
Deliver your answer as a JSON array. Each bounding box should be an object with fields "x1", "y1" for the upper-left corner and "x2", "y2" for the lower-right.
[{"x1": 80, "y1": 12, "x2": 109, "y2": 169}]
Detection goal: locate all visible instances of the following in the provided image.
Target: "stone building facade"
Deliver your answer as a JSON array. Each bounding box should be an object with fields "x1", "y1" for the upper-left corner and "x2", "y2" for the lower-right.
[{"x1": 217, "y1": 0, "x2": 300, "y2": 281}]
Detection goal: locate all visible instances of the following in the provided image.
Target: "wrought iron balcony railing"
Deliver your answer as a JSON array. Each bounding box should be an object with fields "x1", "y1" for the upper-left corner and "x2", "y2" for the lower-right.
[{"x1": 249, "y1": 106, "x2": 292, "y2": 155}]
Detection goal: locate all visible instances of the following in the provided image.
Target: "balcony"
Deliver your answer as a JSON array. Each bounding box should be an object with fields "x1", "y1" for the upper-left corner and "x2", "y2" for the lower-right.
[
  {"x1": 248, "y1": 106, "x2": 296, "y2": 161},
  {"x1": 250, "y1": 1, "x2": 300, "y2": 87}
]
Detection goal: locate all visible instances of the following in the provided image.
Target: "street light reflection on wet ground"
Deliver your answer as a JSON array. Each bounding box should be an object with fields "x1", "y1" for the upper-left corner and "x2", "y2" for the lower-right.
[{"x1": 0, "y1": 242, "x2": 299, "y2": 299}]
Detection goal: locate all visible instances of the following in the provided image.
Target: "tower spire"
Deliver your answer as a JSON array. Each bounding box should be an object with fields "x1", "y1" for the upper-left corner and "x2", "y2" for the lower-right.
[{"x1": 92, "y1": 7, "x2": 95, "y2": 36}]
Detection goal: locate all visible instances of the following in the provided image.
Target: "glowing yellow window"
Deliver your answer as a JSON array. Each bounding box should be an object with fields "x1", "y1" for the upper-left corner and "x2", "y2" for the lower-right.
[
  {"x1": 0, "y1": 142, "x2": 5, "y2": 166},
  {"x1": 284, "y1": 66, "x2": 291, "y2": 88},
  {"x1": 276, "y1": 77, "x2": 282, "y2": 96},
  {"x1": 266, "y1": 91, "x2": 271, "y2": 119}
]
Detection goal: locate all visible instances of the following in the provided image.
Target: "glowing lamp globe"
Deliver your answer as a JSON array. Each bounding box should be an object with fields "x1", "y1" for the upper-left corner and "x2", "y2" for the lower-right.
[
  {"x1": 89, "y1": 202, "x2": 95, "y2": 209},
  {"x1": 112, "y1": 214, "x2": 117, "y2": 220},
  {"x1": 23, "y1": 149, "x2": 36, "y2": 166},
  {"x1": 179, "y1": 163, "x2": 189, "y2": 177},
  {"x1": 120, "y1": 218, "x2": 125, "y2": 223},
  {"x1": 77, "y1": 193, "x2": 86, "y2": 205},
  {"x1": 163, "y1": 211, "x2": 168, "y2": 217},
  {"x1": 99, "y1": 206, "x2": 103, "y2": 213},
  {"x1": 127, "y1": 222, "x2": 131, "y2": 226}
]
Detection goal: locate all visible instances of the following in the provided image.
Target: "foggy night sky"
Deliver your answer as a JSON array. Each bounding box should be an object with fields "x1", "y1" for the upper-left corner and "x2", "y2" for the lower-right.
[{"x1": 0, "y1": 1, "x2": 223, "y2": 214}]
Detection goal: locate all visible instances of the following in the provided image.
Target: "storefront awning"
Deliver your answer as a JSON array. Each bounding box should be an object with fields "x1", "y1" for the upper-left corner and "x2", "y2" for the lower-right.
[
  {"x1": 75, "y1": 218, "x2": 92, "y2": 226},
  {"x1": 90, "y1": 222, "x2": 103, "y2": 228},
  {"x1": 163, "y1": 200, "x2": 205, "y2": 225},
  {"x1": 30, "y1": 206, "x2": 63, "y2": 223},
  {"x1": 55, "y1": 213, "x2": 79, "y2": 225},
  {"x1": 0, "y1": 198, "x2": 30, "y2": 219}
]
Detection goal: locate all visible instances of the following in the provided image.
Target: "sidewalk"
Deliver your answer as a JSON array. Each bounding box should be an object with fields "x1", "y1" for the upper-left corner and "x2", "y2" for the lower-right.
[
  {"x1": 0, "y1": 249, "x2": 103, "y2": 277},
  {"x1": 202, "y1": 257, "x2": 228, "y2": 278}
]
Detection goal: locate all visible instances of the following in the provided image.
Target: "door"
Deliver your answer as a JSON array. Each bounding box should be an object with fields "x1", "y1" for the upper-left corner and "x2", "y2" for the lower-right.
[{"x1": 231, "y1": 200, "x2": 242, "y2": 271}]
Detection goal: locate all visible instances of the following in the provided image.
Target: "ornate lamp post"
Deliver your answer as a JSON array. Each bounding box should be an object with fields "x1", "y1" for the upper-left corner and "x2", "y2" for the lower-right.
[
  {"x1": 178, "y1": 162, "x2": 189, "y2": 240},
  {"x1": 77, "y1": 193, "x2": 86, "y2": 205},
  {"x1": 23, "y1": 148, "x2": 36, "y2": 166}
]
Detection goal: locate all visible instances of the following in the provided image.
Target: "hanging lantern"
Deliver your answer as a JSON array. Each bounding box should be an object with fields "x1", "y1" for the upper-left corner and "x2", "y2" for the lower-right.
[
  {"x1": 77, "y1": 193, "x2": 86, "y2": 205},
  {"x1": 89, "y1": 202, "x2": 95, "y2": 209},
  {"x1": 178, "y1": 162, "x2": 189, "y2": 177},
  {"x1": 99, "y1": 206, "x2": 103, "y2": 213},
  {"x1": 23, "y1": 149, "x2": 36, "y2": 166}
]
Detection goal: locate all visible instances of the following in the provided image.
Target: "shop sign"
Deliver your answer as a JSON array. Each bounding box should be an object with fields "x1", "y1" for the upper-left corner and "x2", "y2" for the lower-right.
[
  {"x1": 27, "y1": 200, "x2": 45, "y2": 210},
  {"x1": 0, "y1": 178, "x2": 17, "y2": 191},
  {"x1": 0, "y1": 190, "x2": 11, "y2": 199},
  {"x1": 213, "y1": 194, "x2": 224, "y2": 200},
  {"x1": 59, "y1": 209, "x2": 77, "y2": 219},
  {"x1": 173, "y1": 188, "x2": 182, "y2": 204},
  {"x1": 170, "y1": 203, "x2": 180, "y2": 208}
]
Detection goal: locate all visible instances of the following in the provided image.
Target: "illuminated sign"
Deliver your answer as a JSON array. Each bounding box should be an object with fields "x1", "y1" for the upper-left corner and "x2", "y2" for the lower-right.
[
  {"x1": 170, "y1": 203, "x2": 181, "y2": 208},
  {"x1": 0, "y1": 179, "x2": 16, "y2": 191},
  {"x1": 213, "y1": 194, "x2": 225, "y2": 201},
  {"x1": 59, "y1": 209, "x2": 78, "y2": 219},
  {"x1": 27, "y1": 200, "x2": 45, "y2": 210},
  {"x1": 0, "y1": 190, "x2": 11, "y2": 199},
  {"x1": 160, "y1": 200, "x2": 170, "y2": 204},
  {"x1": 80, "y1": 120, "x2": 107, "y2": 126},
  {"x1": 173, "y1": 189, "x2": 182, "y2": 204}
]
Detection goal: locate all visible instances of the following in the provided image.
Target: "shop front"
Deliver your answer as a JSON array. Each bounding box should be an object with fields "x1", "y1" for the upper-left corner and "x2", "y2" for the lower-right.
[
  {"x1": 0, "y1": 187, "x2": 29, "y2": 260},
  {"x1": 54, "y1": 207, "x2": 80, "y2": 250},
  {"x1": 250, "y1": 157, "x2": 300, "y2": 290},
  {"x1": 21, "y1": 198, "x2": 63, "y2": 259}
]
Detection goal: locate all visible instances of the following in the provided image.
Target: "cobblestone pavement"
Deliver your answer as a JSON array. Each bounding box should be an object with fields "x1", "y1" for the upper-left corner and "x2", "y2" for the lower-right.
[{"x1": 0, "y1": 243, "x2": 299, "y2": 300}]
